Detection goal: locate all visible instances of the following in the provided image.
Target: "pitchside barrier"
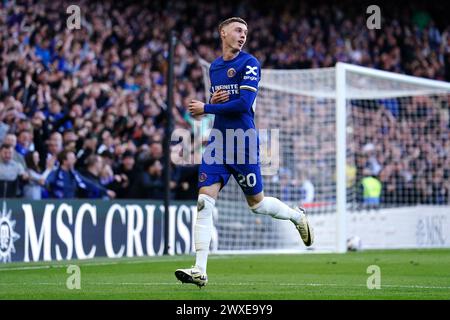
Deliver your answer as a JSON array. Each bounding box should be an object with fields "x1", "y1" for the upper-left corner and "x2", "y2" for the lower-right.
[
  {"x1": 306, "y1": 205, "x2": 450, "y2": 250},
  {"x1": 1, "y1": 199, "x2": 449, "y2": 263},
  {"x1": 0, "y1": 200, "x2": 203, "y2": 263}
]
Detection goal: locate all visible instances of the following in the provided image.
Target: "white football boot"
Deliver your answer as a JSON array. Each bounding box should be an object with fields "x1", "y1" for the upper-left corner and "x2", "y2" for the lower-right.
[
  {"x1": 175, "y1": 266, "x2": 208, "y2": 288},
  {"x1": 293, "y1": 207, "x2": 314, "y2": 247}
]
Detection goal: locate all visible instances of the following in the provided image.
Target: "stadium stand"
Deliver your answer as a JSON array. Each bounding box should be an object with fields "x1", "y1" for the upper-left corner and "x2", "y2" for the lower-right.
[{"x1": 0, "y1": 0, "x2": 449, "y2": 204}]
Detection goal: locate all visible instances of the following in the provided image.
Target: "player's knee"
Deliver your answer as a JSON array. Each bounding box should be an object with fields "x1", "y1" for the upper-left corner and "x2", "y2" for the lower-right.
[
  {"x1": 197, "y1": 194, "x2": 216, "y2": 219},
  {"x1": 249, "y1": 197, "x2": 267, "y2": 215},
  {"x1": 199, "y1": 183, "x2": 221, "y2": 200}
]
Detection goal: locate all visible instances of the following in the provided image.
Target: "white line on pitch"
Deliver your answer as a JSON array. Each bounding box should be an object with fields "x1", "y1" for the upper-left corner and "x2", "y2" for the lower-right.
[
  {"x1": 0, "y1": 266, "x2": 51, "y2": 271},
  {"x1": 0, "y1": 257, "x2": 189, "y2": 271},
  {"x1": 0, "y1": 255, "x2": 240, "y2": 271},
  {"x1": 1, "y1": 282, "x2": 449, "y2": 290}
]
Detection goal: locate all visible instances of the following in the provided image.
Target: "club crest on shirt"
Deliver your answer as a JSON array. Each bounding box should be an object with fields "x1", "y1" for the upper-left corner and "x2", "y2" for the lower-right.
[
  {"x1": 199, "y1": 172, "x2": 208, "y2": 182},
  {"x1": 227, "y1": 68, "x2": 236, "y2": 78}
]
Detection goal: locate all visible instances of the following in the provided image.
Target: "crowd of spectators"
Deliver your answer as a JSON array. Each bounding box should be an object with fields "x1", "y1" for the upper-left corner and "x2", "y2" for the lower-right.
[
  {"x1": 0, "y1": 0, "x2": 449, "y2": 203},
  {"x1": 353, "y1": 95, "x2": 450, "y2": 206},
  {"x1": 0, "y1": 0, "x2": 202, "y2": 199}
]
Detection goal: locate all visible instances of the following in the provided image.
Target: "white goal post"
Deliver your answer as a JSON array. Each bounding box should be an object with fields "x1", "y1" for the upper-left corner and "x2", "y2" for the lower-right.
[{"x1": 199, "y1": 59, "x2": 450, "y2": 253}]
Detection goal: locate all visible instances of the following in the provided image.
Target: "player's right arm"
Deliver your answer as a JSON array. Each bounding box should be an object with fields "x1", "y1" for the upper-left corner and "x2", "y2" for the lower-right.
[
  {"x1": 188, "y1": 89, "x2": 256, "y2": 116},
  {"x1": 210, "y1": 89, "x2": 229, "y2": 104},
  {"x1": 208, "y1": 64, "x2": 229, "y2": 104},
  {"x1": 204, "y1": 89, "x2": 257, "y2": 115}
]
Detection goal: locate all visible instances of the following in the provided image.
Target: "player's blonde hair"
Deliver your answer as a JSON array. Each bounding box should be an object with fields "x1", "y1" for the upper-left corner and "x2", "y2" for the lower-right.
[{"x1": 218, "y1": 17, "x2": 248, "y2": 34}]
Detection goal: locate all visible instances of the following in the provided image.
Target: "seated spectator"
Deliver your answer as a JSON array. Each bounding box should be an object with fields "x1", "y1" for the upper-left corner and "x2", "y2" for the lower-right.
[
  {"x1": 97, "y1": 129, "x2": 116, "y2": 155},
  {"x1": 76, "y1": 133, "x2": 98, "y2": 170},
  {"x1": 150, "y1": 141, "x2": 163, "y2": 160},
  {"x1": 62, "y1": 129, "x2": 78, "y2": 153},
  {"x1": 100, "y1": 150, "x2": 115, "y2": 168},
  {"x1": 98, "y1": 161, "x2": 127, "y2": 194},
  {"x1": 44, "y1": 99, "x2": 68, "y2": 133},
  {"x1": 114, "y1": 150, "x2": 137, "y2": 198},
  {"x1": 0, "y1": 105, "x2": 10, "y2": 143},
  {"x1": 46, "y1": 150, "x2": 113, "y2": 199},
  {"x1": 23, "y1": 150, "x2": 55, "y2": 200},
  {"x1": 0, "y1": 143, "x2": 29, "y2": 198},
  {"x1": 174, "y1": 164, "x2": 199, "y2": 200},
  {"x1": 129, "y1": 158, "x2": 165, "y2": 199},
  {"x1": 48, "y1": 132, "x2": 64, "y2": 152},
  {"x1": 2, "y1": 133, "x2": 26, "y2": 168},
  {"x1": 78, "y1": 154, "x2": 116, "y2": 199},
  {"x1": 16, "y1": 130, "x2": 33, "y2": 158},
  {"x1": 45, "y1": 150, "x2": 81, "y2": 198}
]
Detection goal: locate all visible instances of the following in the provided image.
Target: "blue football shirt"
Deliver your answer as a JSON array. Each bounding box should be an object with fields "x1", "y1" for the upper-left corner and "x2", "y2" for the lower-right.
[
  {"x1": 199, "y1": 51, "x2": 264, "y2": 195},
  {"x1": 204, "y1": 51, "x2": 260, "y2": 132},
  {"x1": 203, "y1": 51, "x2": 261, "y2": 163}
]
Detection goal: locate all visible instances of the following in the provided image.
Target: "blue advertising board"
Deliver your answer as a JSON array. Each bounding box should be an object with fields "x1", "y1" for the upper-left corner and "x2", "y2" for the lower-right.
[{"x1": 0, "y1": 200, "x2": 197, "y2": 263}]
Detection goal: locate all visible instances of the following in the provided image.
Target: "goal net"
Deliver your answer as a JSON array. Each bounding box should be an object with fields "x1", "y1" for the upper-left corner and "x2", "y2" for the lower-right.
[{"x1": 199, "y1": 59, "x2": 450, "y2": 253}]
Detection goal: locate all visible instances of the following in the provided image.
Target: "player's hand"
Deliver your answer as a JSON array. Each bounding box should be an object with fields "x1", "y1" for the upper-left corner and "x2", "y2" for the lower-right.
[
  {"x1": 21, "y1": 172, "x2": 30, "y2": 181},
  {"x1": 188, "y1": 100, "x2": 205, "y2": 117},
  {"x1": 106, "y1": 190, "x2": 116, "y2": 199},
  {"x1": 210, "y1": 89, "x2": 229, "y2": 104},
  {"x1": 46, "y1": 156, "x2": 56, "y2": 170}
]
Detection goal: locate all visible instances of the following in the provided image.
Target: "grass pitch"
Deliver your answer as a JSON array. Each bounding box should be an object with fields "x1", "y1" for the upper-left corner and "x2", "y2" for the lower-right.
[{"x1": 0, "y1": 249, "x2": 449, "y2": 300}]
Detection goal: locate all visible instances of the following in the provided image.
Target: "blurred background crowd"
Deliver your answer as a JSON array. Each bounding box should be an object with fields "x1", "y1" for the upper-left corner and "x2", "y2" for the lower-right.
[
  {"x1": 0, "y1": 0, "x2": 449, "y2": 205},
  {"x1": 352, "y1": 95, "x2": 450, "y2": 207}
]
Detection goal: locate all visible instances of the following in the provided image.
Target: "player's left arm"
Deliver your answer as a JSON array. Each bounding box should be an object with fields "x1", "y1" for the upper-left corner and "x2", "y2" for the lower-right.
[{"x1": 202, "y1": 57, "x2": 260, "y2": 115}]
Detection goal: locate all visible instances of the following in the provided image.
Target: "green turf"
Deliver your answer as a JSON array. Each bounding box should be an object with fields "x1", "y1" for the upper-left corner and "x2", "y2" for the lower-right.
[{"x1": 1, "y1": 249, "x2": 449, "y2": 299}]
